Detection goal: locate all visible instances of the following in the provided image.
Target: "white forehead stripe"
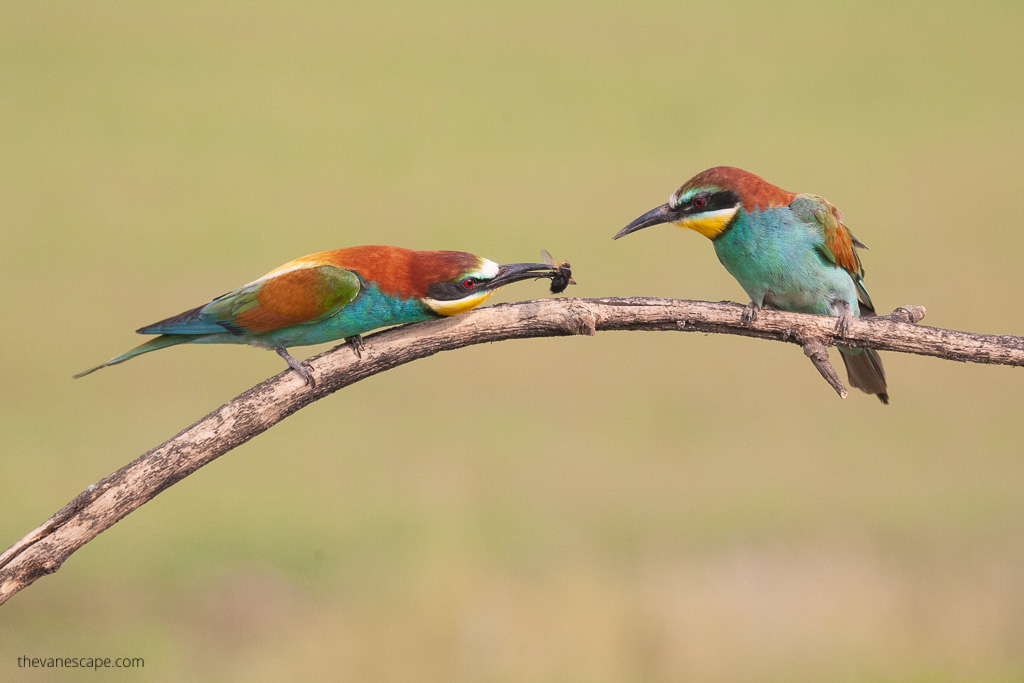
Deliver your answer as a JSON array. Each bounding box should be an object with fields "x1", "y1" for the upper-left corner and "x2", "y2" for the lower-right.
[
  {"x1": 671, "y1": 188, "x2": 696, "y2": 207},
  {"x1": 471, "y1": 258, "x2": 500, "y2": 279},
  {"x1": 689, "y1": 207, "x2": 737, "y2": 221}
]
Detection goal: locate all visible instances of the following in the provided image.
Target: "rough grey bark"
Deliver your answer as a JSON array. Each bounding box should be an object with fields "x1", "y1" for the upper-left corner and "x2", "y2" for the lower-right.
[{"x1": 2, "y1": 297, "x2": 1022, "y2": 606}]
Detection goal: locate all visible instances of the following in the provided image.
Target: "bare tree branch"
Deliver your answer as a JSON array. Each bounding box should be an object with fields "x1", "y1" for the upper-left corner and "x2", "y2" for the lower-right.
[
  {"x1": 2, "y1": 297, "x2": 1022, "y2": 605},
  {"x1": 799, "y1": 337, "x2": 849, "y2": 399}
]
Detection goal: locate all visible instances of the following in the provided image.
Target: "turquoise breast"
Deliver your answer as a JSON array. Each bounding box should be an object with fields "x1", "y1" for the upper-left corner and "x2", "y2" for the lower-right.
[{"x1": 713, "y1": 208, "x2": 860, "y2": 316}]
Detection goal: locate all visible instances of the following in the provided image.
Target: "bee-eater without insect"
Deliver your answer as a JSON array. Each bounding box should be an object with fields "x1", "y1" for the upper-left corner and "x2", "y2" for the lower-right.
[
  {"x1": 615, "y1": 166, "x2": 888, "y2": 403},
  {"x1": 76, "y1": 245, "x2": 564, "y2": 386}
]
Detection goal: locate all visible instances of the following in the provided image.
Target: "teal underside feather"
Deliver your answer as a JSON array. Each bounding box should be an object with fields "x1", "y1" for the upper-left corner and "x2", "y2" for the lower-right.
[{"x1": 196, "y1": 284, "x2": 434, "y2": 347}]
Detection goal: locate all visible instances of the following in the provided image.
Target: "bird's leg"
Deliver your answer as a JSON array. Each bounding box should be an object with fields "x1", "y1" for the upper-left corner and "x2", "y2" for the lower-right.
[
  {"x1": 831, "y1": 300, "x2": 854, "y2": 337},
  {"x1": 345, "y1": 335, "x2": 365, "y2": 359},
  {"x1": 275, "y1": 346, "x2": 315, "y2": 387},
  {"x1": 741, "y1": 301, "x2": 760, "y2": 325}
]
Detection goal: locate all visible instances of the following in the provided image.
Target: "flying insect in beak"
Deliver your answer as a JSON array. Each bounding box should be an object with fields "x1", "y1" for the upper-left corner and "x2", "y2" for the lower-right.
[
  {"x1": 541, "y1": 249, "x2": 576, "y2": 294},
  {"x1": 486, "y1": 253, "x2": 575, "y2": 294}
]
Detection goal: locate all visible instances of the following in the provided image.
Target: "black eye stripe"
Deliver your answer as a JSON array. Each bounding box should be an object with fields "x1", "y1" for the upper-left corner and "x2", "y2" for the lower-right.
[
  {"x1": 427, "y1": 278, "x2": 484, "y2": 301},
  {"x1": 685, "y1": 190, "x2": 739, "y2": 213}
]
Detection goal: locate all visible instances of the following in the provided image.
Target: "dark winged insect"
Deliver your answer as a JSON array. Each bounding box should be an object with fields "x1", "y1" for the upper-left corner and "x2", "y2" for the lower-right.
[{"x1": 541, "y1": 249, "x2": 576, "y2": 294}]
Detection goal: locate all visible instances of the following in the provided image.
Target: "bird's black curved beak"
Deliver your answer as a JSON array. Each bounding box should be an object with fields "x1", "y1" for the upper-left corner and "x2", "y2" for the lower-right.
[
  {"x1": 487, "y1": 262, "x2": 557, "y2": 289},
  {"x1": 613, "y1": 203, "x2": 682, "y2": 240}
]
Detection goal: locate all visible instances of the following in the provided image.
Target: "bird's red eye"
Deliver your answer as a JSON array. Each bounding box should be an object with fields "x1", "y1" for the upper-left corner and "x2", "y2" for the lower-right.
[
  {"x1": 462, "y1": 278, "x2": 476, "y2": 289},
  {"x1": 692, "y1": 196, "x2": 707, "y2": 210}
]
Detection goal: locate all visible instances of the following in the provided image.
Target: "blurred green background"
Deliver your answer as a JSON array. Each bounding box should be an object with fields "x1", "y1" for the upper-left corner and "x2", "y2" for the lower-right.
[{"x1": 3, "y1": 1, "x2": 1024, "y2": 680}]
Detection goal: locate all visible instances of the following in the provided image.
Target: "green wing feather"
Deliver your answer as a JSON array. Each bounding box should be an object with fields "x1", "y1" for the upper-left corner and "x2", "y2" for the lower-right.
[
  {"x1": 139, "y1": 264, "x2": 363, "y2": 335},
  {"x1": 77, "y1": 263, "x2": 365, "y2": 378},
  {"x1": 210, "y1": 264, "x2": 363, "y2": 333},
  {"x1": 790, "y1": 193, "x2": 874, "y2": 312}
]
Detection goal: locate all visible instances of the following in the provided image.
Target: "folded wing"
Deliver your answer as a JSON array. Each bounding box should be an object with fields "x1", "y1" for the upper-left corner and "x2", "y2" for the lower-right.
[
  {"x1": 791, "y1": 193, "x2": 874, "y2": 313},
  {"x1": 137, "y1": 264, "x2": 363, "y2": 336}
]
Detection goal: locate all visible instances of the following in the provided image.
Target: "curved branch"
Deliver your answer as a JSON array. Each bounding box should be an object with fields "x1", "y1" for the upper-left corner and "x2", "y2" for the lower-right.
[{"x1": 2, "y1": 297, "x2": 1022, "y2": 605}]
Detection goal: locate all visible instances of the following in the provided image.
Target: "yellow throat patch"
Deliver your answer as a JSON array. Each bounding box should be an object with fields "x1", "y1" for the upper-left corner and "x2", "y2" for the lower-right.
[
  {"x1": 424, "y1": 289, "x2": 498, "y2": 317},
  {"x1": 675, "y1": 206, "x2": 738, "y2": 239}
]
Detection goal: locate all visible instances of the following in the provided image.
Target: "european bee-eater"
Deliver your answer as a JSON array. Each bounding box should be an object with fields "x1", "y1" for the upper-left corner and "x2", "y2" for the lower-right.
[
  {"x1": 76, "y1": 245, "x2": 566, "y2": 385},
  {"x1": 614, "y1": 166, "x2": 888, "y2": 403}
]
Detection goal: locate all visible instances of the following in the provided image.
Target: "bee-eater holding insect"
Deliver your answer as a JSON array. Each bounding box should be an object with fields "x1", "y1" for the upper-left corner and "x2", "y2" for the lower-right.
[
  {"x1": 76, "y1": 246, "x2": 570, "y2": 386},
  {"x1": 614, "y1": 166, "x2": 888, "y2": 403}
]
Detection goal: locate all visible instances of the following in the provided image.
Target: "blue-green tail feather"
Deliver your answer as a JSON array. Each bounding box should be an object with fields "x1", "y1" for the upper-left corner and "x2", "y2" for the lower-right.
[
  {"x1": 839, "y1": 346, "x2": 888, "y2": 404},
  {"x1": 840, "y1": 296, "x2": 888, "y2": 404},
  {"x1": 135, "y1": 304, "x2": 227, "y2": 335},
  {"x1": 74, "y1": 334, "x2": 194, "y2": 378}
]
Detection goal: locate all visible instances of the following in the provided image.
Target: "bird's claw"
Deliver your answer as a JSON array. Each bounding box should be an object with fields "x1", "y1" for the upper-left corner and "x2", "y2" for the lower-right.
[
  {"x1": 346, "y1": 335, "x2": 365, "y2": 359},
  {"x1": 834, "y1": 312, "x2": 853, "y2": 337},
  {"x1": 275, "y1": 345, "x2": 316, "y2": 388},
  {"x1": 293, "y1": 362, "x2": 316, "y2": 388},
  {"x1": 741, "y1": 301, "x2": 759, "y2": 325}
]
